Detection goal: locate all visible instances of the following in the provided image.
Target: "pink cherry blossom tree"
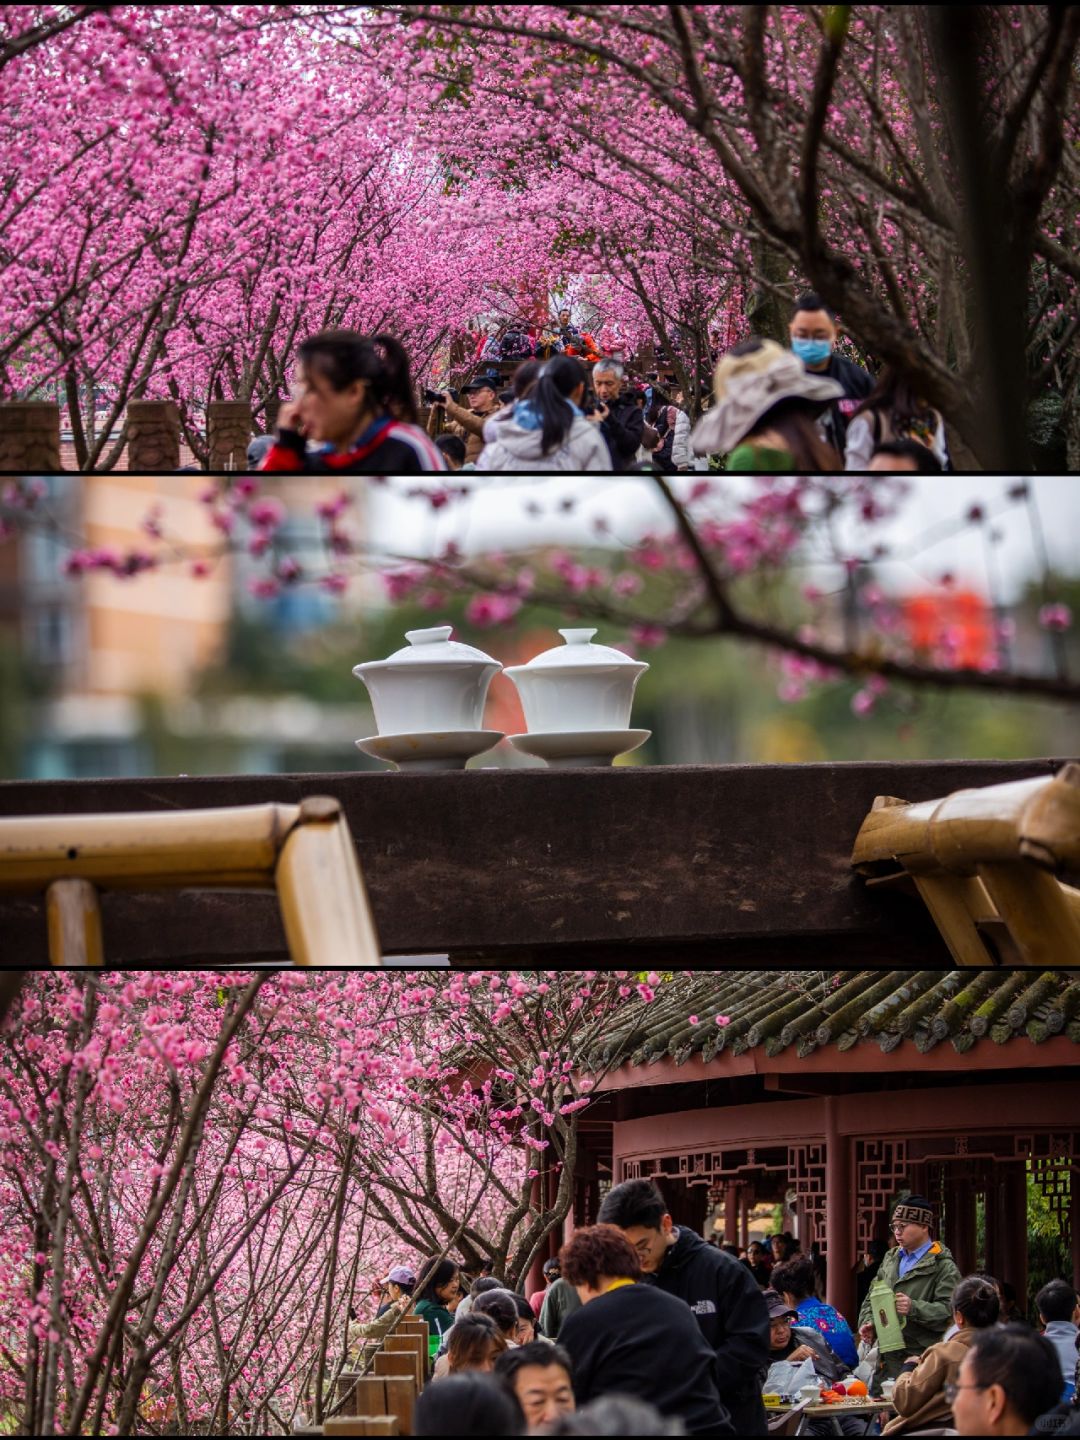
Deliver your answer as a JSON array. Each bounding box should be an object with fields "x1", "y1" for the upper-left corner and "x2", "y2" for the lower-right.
[
  {"x1": 0, "y1": 968, "x2": 668, "y2": 1435},
  {"x1": 3, "y1": 5, "x2": 1076, "y2": 468},
  {"x1": 373, "y1": 3, "x2": 1080, "y2": 468}
]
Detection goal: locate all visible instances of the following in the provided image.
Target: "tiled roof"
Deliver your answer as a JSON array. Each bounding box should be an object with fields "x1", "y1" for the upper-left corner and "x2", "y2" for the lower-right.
[{"x1": 588, "y1": 971, "x2": 1080, "y2": 1070}]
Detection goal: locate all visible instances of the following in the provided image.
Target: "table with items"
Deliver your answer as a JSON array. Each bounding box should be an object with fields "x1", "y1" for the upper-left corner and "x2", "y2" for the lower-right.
[{"x1": 764, "y1": 1393, "x2": 897, "y2": 1435}]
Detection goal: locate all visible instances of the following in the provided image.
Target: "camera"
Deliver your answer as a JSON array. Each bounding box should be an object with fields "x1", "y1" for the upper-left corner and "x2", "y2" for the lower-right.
[{"x1": 423, "y1": 387, "x2": 459, "y2": 405}]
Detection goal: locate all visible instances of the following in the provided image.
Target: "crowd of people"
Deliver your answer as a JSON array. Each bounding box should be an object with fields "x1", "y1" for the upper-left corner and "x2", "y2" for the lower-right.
[
  {"x1": 344, "y1": 1181, "x2": 1079, "y2": 1436},
  {"x1": 249, "y1": 297, "x2": 951, "y2": 476}
]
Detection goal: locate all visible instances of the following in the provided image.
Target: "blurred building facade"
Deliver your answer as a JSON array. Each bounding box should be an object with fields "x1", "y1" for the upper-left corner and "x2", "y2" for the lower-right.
[{"x1": 2, "y1": 477, "x2": 372, "y2": 778}]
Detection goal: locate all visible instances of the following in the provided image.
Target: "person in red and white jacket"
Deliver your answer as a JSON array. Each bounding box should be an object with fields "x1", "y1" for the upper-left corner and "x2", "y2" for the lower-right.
[{"x1": 260, "y1": 331, "x2": 446, "y2": 474}]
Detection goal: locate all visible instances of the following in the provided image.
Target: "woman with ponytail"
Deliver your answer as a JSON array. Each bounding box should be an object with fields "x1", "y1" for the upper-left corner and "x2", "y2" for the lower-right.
[
  {"x1": 261, "y1": 330, "x2": 447, "y2": 473},
  {"x1": 476, "y1": 355, "x2": 611, "y2": 471}
]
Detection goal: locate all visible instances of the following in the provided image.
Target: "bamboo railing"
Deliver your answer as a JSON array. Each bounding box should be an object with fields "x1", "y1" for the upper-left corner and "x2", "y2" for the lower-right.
[
  {"x1": 0, "y1": 796, "x2": 381, "y2": 966},
  {"x1": 852, "y1": 765, "x2": 1080, "y2": 966}
]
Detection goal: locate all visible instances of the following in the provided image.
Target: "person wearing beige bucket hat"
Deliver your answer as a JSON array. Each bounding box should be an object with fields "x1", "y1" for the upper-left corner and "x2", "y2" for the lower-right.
[{"x1": 690, "y1": 338, "x2": 845, "y2": 470}]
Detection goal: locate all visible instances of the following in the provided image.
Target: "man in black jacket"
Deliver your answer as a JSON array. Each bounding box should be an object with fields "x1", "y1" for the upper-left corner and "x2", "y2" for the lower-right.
[
  {"x1": 788, "y1": 291, "x2": 874, "y2": 455},
  {"x1": 593, "y1": 359, "x2": 644, "y2": 471},
  {"x1": 598, "y1": 1177, "x2": 770, "y2": 1435},
  {"x1": 559, "y1": 1224, "x2": 732, "y2": 1435}
]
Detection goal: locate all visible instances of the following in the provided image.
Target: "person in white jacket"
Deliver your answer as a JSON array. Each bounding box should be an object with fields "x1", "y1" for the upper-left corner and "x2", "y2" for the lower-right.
[
  {"x1": 667, "y1": 393, "x2": 693, "y2": 470},
  {"x1": 477, "y1": 355, "x2": 611, "y2": 472}
]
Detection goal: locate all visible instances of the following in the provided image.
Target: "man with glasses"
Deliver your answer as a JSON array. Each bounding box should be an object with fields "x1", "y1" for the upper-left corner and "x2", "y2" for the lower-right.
[
  {"x1": 949, "y1": 1324, "x2": 1065, "y2": 1435},
  {"x1": 597, "y1": 1177, "x2": 770, "y2": 1435},
  {"x1": 858, "y1": 1196, "x2": 961, "y2": 1384}
]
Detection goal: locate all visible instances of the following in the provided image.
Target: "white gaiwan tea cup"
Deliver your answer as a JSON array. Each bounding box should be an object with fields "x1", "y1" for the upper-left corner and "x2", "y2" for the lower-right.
[
  {"x1": 352, "y1": 625, "x2": 501, "y2": 735},
  {"x1": 503, "y1": 628, "x2": 648, "y2": 734}
]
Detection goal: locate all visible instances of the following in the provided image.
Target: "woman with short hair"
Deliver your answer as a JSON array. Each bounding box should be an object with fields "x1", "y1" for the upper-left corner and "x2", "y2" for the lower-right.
[
  {"x1": 445, "y1": 1312, "x2": 507, "y2": 1377},
  {"x1": 262, "y1": 330, "x2": 446, "y2": 473},
  {"x1": 557, "y1": 1225, "x2": 732, "y2": 1435}
]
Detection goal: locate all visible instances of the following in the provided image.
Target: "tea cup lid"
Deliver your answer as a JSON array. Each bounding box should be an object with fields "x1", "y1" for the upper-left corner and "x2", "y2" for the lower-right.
[
  {"x1": 354, "y1": 625, "x2": 500, "y2": 672},
  {"x1": 510, "y1": 628, "x2": 647, "y2": 672}
]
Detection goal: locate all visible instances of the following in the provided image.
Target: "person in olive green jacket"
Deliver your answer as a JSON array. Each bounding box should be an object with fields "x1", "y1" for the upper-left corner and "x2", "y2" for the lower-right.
[{"x1": 858, "y1": 1197, "x2": 962, "y2": 1383}]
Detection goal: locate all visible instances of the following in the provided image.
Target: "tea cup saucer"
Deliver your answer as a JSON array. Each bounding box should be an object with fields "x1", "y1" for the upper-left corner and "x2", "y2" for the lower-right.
[
  {"x1": 356, "y1": 730, "x2": 504, "y2": 772},
  {"x1": 507, "y1": 729, "x2": 650, "y2": 768}
]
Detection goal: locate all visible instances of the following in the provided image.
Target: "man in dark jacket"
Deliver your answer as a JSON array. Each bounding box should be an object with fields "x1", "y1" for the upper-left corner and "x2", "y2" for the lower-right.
[
  {"x1": 559, "y1": 1223, "x2": 732, "y2": 1435},
  {"x1": 593, "y1": 359, "x2": 644, "y2": 471},
  {"x1": 598, "y1": 1178, "x2": 770, "y2": 1434},
  {"x1": 788, "y1": 291, "x2": 874, "y2": 454}
]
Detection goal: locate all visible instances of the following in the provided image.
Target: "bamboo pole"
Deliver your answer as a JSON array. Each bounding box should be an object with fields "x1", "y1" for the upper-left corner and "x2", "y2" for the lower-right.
[
  {"x1": 276, "y1": 798, "x2": 381, "y2": 966},
  {"x1": 977, "y1": 863, "x2": 1080, "y2": 965},
  {"x1": 45, "y1": 878, "x2": 104, "y2": 967},
  {"x1": 0, "y1": 804, "x2": 300, "y2": 890}
]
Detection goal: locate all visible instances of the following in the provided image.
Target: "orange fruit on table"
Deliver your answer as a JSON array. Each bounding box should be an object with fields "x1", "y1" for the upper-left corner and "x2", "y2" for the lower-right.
[{"x1": 848, "y1": 1380, "x2": 868, "y2": 1396}]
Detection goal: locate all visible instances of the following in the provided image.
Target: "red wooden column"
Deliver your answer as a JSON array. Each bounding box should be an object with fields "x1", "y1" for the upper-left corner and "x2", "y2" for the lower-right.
[
  {"x1": 951, "y1": 1175, "x2": 976, "y2": 1274},
  {"x1": 1072, "y1": 1166, "x2": 1080, "y2": 1287},
  {"x1": 825, "y1": 1097, "x2": 855, "y2": 1323},
  {"x1": 724, "y1": 1184, "x2": 739, "y2": 1245},
  {"x1": 986, "y1": 1175, "x2": 1003, "y2": 1281},
  {"x1": 739, "y1": 1185, "x2": 750, "y2": 1249},
  {"x1": 1001, "y1": 1165, "x2": 1027, "y2": 1307}
]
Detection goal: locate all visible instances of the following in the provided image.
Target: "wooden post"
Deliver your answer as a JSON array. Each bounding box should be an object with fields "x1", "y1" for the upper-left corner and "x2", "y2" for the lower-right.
[
  {"x1": 0, "y1": 401, "x2": 62, "y2": 471},
  {"x1": 739, "y1": 1185, "x2": 750, "y2": 1250},
  {"x1": 950, "y1": 1174, "x2": 976, "y2": 1274},
  {"x1": 372, "y1": 1352, "x2": 416, "y2": 1386},
  {"x1": 380, "y1": 1339, "x2": 422, "y2": 1389},
  {"x1": 825, "y1": 1096, "x2": 855, "y2": 1323},
  {"x1": 207, "y1": 401, "x2": 252, "y2": 471},
  {"x1": 45, "y1": 878, "x2": 104, "y2": 966},
  {"x1": 1002, "y1": 1165, "x2": 1028, "y2": 1310},
  {"x1": 381, "y1": 1377, "x2": 414, "y2": 1437},
  {"x1": 990, "y1": 1175, "x2": 1008, "y2": 1278},
  {"x1": 127, "y1": 400, "x2": 181, "y2": 472},
  {"x1": 724, "y1": 1184, "x2": 739, "y2": 1245}
]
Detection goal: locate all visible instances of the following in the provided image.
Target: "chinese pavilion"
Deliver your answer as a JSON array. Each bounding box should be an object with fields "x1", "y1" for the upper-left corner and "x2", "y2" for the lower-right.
[{"x1": 562, "y1": 970, "x2": 1080, "y2": 1324}]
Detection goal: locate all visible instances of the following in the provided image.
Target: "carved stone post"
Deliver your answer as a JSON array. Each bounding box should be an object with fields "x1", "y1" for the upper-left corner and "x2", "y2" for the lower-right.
[
  {"x1": 207, "y1": 401, "x2": 252, "y2": 471},
  {"x1": 127, "y1": 400, "x2": 180, "y2": 472},
  {"x1": 0, "y1": 402, "x2": 62, "y2": 471}
]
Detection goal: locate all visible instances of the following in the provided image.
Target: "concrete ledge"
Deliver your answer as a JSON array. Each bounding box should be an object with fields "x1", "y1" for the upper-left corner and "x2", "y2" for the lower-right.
[{"x1": 0, "y1": 759, "x2": 1071, "y2": 964}]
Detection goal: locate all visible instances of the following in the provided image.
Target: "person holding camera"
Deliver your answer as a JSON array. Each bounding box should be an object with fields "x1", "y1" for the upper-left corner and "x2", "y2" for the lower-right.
[
  {"x1": 429, "y1": 370, "x2": 502, "y2": 466},
  {"x1": 592, "y1": 358, "x2": 645, "y2": 472}
]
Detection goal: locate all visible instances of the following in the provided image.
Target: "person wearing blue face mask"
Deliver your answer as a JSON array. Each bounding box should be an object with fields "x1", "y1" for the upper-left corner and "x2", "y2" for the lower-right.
[{"x1": 788, "y1": 292, "x2": 874, "y2": 455}]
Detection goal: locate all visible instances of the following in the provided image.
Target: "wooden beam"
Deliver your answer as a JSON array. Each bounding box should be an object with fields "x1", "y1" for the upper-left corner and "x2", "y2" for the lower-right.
[{"x1": 0, "y1": 759, "x2": 1070, "y2": 964}]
